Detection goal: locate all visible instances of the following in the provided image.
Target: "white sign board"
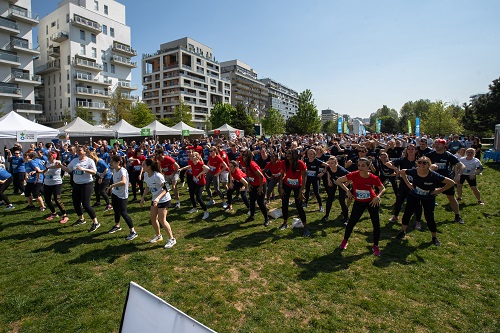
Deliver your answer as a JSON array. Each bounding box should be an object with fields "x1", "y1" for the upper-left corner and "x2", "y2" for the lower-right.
[
  {"x1": 120, "y1": 282, "x2": 217, "y2": 333},
  {"x1": 16, "y1": 131, "x2": 37, "y2": 142}
]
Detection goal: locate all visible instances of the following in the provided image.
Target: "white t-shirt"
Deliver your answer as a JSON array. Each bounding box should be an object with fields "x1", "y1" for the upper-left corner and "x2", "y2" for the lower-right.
[
  {"x1": 67, "y1": 157, "x2": 96, "y2": 184},
  {"x1": 44, "y1": 161, "x2": 63, "y2": 186},
  {"x1": 143, "y1": 171, "x2": 171, "y2": 204},
  {"x1": 459, "y1": 157, "x2": 482, "y2": 176},
  {"x1": 112, "y1": 167, "x2": 129, "y2": 199}
]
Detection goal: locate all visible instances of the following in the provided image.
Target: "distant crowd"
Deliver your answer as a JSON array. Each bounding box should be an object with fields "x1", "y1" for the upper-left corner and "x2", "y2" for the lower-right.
[{"x1": 0, "y1": 132, "x2": 485, "y2": 254}]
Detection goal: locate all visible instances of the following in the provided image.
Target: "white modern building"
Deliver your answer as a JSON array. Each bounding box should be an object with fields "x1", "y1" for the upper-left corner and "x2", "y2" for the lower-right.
[
  {"x1": 220, "y1": 60, "x2": 267, "y2": 121},
  {"x1": 142, "y1": 37, "x2": 230, "y2": 130},
  {"x1": 260, "y1": 78, "x2": 298, "y2": 120},
  {"x1": 35, "y1": 0, "x2": 138, "y2": 126},
  {"x1": 0, "y1": 0, "x2": 41, "y2": 121}
]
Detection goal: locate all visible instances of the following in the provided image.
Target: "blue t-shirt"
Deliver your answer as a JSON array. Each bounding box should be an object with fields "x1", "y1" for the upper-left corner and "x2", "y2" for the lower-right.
[
  {"x1": 25, "y1": 160, "x2": 44, "y2": 184},
  {"x1": 10, "y1": 155, "x2": 25, "y2": 173},
  {"x1": 0, "y1": 165, "x2": 12, "y2": 180},
  {"x1": 405, "y1": 168, "x2": 446, "y2": 200},
  {"x1": 96, "y1": 159, "x2": 112, "y2": 179}
]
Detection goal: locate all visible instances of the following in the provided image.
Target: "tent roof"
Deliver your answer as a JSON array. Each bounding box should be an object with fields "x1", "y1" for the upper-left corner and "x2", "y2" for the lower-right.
[
  {"x1": 57, "y1": 117, "x2": 115, "y2": 136},
  {"x1": 0, "y1": 111, "x2": 59, "y2": 138},
  {"x1": 208, "y1": 123, "x2": 243, "y2": 134},
  {"x1": 110, "y1": 119, "x2": 141, "y2": 137},
  {"x1": 171, "y1": 121, "x2": 205, "y2": 134},
  {"x1": 143, "y1": 121, "x2": 182, "y2": 136}
]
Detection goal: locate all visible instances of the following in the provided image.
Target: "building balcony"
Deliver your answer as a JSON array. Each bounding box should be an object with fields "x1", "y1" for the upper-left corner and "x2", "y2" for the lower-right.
[
  {"x1": 9, "y1": 72, "x2": 41, "y2": 85},
  {"x1": 77, "y1": 101, "x2": 109, "y2": 110},
  {"x1": 116, "y1": 81, "x2": 138, "y2": 90},
  {"x1": 0, "y1": 85, "x2": 22, "y2": 97},
  {"x1": 0, "y1": 50, "x2": 20, "y2": 66},
  {"x1": 112, "y1": 42, "x2": 137, "y2": 57},
  {"x1": 111, "y1": 55, "x2": 137, "y2": 68},
  {"x1": 76, "y1": 87, "x2": 109, "y2": 97},
  {"x1": 74, "y1": 73, "x2": 112, "y2": 86},
  {"x1": 7, "y1": 6, "x2": 39, "y2": 25},
  {"x1": 13, "y1": 103, "x2": 43, "y2": 113},
  {"x1": 71, "y1": 14, "x2": 101, "y2": 33},
  {"x1": 48, "y1": 45, "x2": 60, "y2": 58},
  {"x1": 73, "y1": 57, "x2": 102, "y2": 71},
  {"x1": 50, "y1": 31, "x2": 69, "y2": 43},
  {"x1": 0, "y1": 16, "x2": 19, "y2": 34},
  {"x1": 7, "y1": 38, "x2": 40, "y2": 55},
  {"x1": 35, "y1": 60, "x2": 60, "y2": 75}
]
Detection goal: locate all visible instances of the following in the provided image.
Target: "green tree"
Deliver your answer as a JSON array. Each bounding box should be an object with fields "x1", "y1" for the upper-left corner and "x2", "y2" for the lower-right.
[
  {"x1": 172, "y1": 100, "x2": 194, "y2": 127},
  {"x1": 285, "y1": 116, "x2": 301, "y2": 134},
  {"x1": 129, "y1": 102, "x2": 155, "y2": 128},
  {"x1": 423, "y1": 100, "x2": 463, "y2": 136},
  {"x1": 463, "y1": 77, "x2": 500, "y2": 136},
  {"x1": 322, "y1": 120, "x2": 337, "y2": 134},
  {"x1": 380, "y1": 115, "x2": 399, "y2": 133},
  {"x1": 230, "y1": 103, "x2": 255, "y2": 136},
  {"x1": 261, "y1": 107, "x2": 285, "y2": 135},
  {"x1": 62, "y1": 108, "x2": 72, "y2": 124},
  {"x1": 75, "y1": 106, "x2": 95, "y2": 125},
  {"x1": 209, "y1": 102, "x2": 234, "y2": 129},
  {"x1": 370, "y1": 105, "x2": 399, "y2": 132},
  {"x1": 106, "y1": 87, "x2": 132, "y2": 125},
  {"x1": 289, "y1": 89, "x2": 321, "y2": 134}
]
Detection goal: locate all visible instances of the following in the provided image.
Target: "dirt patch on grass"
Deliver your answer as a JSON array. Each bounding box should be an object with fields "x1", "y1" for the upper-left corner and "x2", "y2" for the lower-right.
[
  {"x1": 204, "y1": 256, "x2": 220, "y2": 262},
  {"x1": 7, "y1": 320, "x2": 22, "y2": 333},
  {"x1": 228, "y1": 267, "x2": 240, "y2": 282}
]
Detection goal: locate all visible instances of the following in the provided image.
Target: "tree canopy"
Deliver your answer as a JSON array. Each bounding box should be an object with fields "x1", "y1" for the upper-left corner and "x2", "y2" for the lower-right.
[
  {"x1": 159, "y1": 101, "x2": 193, "y2": 127},
  {"x1": 209, "y1": 103, "x2": 234, "y2": 129},
  {"x1": 463, "y1": 76, "x2": 500, "y2": 136},
  {"x1": 261, "y1": 107, "x2": 285, "y2": 135},
  {"x1": 129, "y1": 102, "x2": 155, "y2": 128},
  {"x1": 231, "y1": 103, "x2": 255, "y2": 136},
  {"x1": 369, "y1": 105, "x2": 398, "y2": 133},
  {"x1": 286, "y1": 89, "x2": 321, "y2": 134}
]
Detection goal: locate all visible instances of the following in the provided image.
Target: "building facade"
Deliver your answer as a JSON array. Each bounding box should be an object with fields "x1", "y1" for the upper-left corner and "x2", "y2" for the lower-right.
[
  {"x1": 35, "y1": 0, "x2": 137, "y2": 126},
  {"x1": 220, "y1": 60, "x2": 267, "y2": 122},
  {"x1": 0, "y1": 0, "x2": 41, "y2": 121},
  {"x1": 142, "y1": 37, "x2": 230, "y2": 130},
  {"x1": 321, "y1": 108, "x2": 339, "y2": 124},
  {"x1": 259, "y1": 78, "x2": 298, "y2": 120}
]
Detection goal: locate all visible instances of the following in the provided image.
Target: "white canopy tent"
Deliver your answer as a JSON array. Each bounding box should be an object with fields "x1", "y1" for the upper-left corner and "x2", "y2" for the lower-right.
[
  {"x1": 171, "y1": 121, "x2": 205, "y2": 135},
  {"x1": 57, "y1": 117, "x2": 115, "y2": 137},
  {"x1": 110, "y1": 119, "x2": 142, "y2": 137},
  {"x1": 208, "y1": 123, "x2": 244, "y2": 138},
  {"x1": 0, "y1": 111, "x2": 59, "y2": 148},
  {"x1": 143, "y1": 121, "x2": 182, "y2": 136}
]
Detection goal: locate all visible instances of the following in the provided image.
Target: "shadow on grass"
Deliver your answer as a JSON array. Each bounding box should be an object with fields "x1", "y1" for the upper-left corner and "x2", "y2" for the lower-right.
[
  {"x1": 67, "y1": 242, "x2": 156, "y2": 264},
  {"x1": 294, "y1": 248, "x2": 366, "y2": 279},
  {"x1": 0, "y1": 224, "x2": 82, "y2": 242},
  {"x1": 226, "y1": 229, "x2": 281, "y2": 250},
  {"x1": 373, "y1": 238, "x2": 432, "y2": 268},
  {"x1": 31, "y1": 231, "x2": 109, "y2": 254},
  {"x1": 184, "y1": 217, "x2": 256, "y2": 239}
]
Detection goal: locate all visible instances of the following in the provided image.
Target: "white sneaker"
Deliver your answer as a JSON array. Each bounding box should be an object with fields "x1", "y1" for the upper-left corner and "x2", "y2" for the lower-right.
[
  {"x1": 222, "y1": 202, "x2": 228, "y2": 209},
  {"x1": 181, "y1": 182, "x2": 185, "y2": 188},
  {"x1": 247, "y1": 210, "x2": 251, "y2": 215},
  {"x1": 149, "y1": 234, "x2": 163, "y2": 243},
  {"x1": 319, "y1": 206, "x2": 324, "y2": 212},
  {"x1": 164, "y1": 238, "x2": 176, "y2": 249},
  {"x1": 188, "y1": 208, "x2": 198, "y2": 213},
  {"x1": 202, "y1": 211, "x2": 209, "y2": 220},
  {"x1": 207, "y1": 199, "x2": 216, "y2": 206},
  {"x1": 175, "y1": 201, "x2": 181, "y2": 209}
]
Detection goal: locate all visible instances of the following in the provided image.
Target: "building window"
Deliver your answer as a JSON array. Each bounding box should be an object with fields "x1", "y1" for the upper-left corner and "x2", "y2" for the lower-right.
[
  {"x1": 110, "y1": 27, "x2": 114, "y2": 37},
  {"x1": 80, "y1": 44, "x2": 86, "y2": 55},
  {"x1": 102, "y1": 25, "x2": 107, "y2": 35},
  {"x1": 57, "y1": 19, "x2": 59, "y2": 29},
  {"x1": 94, "y1": 0, "x2": 99, "y2": 11},
  {"x1": 104, "y1": 5, "x2": 108, "y2": 15},
  {"x1": 91, "y1": 33, "x2": 96, "y2": 43},
  {"x1": 60, "y1": 99, "x2": 62, "y2": 108},
  {"x1": 59, "y1": 86, "x2": 62, "y2": 96},
  {"x1": 47, "y1": 76, "x2": 51, "y2": 85},
  {"x1": 49, "y1": 101, "x2": 51, "y2": 111},
  {"x1": 59, "y1": 73, "x2": 61, "y2": 82},
  {"x1": 67, "y1": 84, "x2": 70, "y2": 93},
  {"x1": 91, "y1": 47, "x2": 97, "y2": 58},
  {"x1": 67, "y1": 55, "x2": 70, "y2": 65},
  {"x1": 67, "y1": 70, "x2": 70, "y2": 80},
  {"x1": 51, "y1": 21, "x2": 56, "y2": 27},
  {"x1": 101, "y1": 50, "x2": 106, "y2": 59},
  {"x1": 80, "y1": 30, "x2": 85, "y2": 40},
  {"x1": 68, "y1": 97, "x2": 71, "y2": 108},
  {"x1": 46, "y1": 25, "x2": 48, "y2": 34},
  {"x1": 66, "y1": 14, "x2": 69, "y2": 23},
  {"x1": 111, "y1": 64, "x2": 115, "y2": 74},
  {"x1": 103, "y1": 62, "x2": 108, "y2": 72}
]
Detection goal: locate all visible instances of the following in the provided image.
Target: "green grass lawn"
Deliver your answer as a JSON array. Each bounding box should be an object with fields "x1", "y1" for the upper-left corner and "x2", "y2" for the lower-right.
[{"x1": 0, "y1": 162, "x2": 499, "y2": 332}]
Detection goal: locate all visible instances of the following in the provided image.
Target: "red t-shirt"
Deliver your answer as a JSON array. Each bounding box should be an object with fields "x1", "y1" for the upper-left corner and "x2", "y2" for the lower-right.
[
  {"x1": 188, "y1": 145, "x2": 204, "y2": 158},
  {"x1": 346, "y1": 171, "x2": 382, "y2": 202},
  {"x1": 158, "y1": 155, "x2": 177, "y2": 176},
  {"x1": 283, "y1": 160, "x2": 307, "y2": 188},
  {"x1": 190, "y1": 160, "x2": 206, "y2": 186},
  {"x1": 244, "y1": 160, "x2": 266, "y2": 186},
  {"x1": 230, "y1": 168, "x2": 246, "y2": 182},
  {"x1": 220, "y1": 150, "x2": 230, "y2": 168},
  {"x1": 130, "y1": 155, "x2": 145, "y2": 172},
  {"x1": 237, "y1": 155, "x2": 245, "y2": 173},
  {"x1": 208, "y1": 155, "x2": 224, "y2": 174},
  {"x1": 265, "y1": 160, "x2": 283, "y2": 179}
]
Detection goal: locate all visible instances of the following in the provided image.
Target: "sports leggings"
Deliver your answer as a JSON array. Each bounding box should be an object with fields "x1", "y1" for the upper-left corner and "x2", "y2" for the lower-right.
[
  {"x1": 325, "y1": 184, "x2": 348, "y2": 220},
  {"x1": 226, "y1": 181, "x2": 249, "y2": 207},
  {"x1": 281, "y1": 184, "x2": 307, "y2": 224},
  {"x1": 44, "y1": 183, "x2": 66, "y2": 215},
  {"x1": 248, "y1": 183, "x2": 267, "y2": 220},
  {"x1": 304, "y1": 176, "x2": 322, "y2": 207},
  {"x1": 402, "y1": 195, "x2": 437, "y2": 232},
  {"x1": 344, "y1": 200, "x2": 380, "y2": 246},
  {"x1": 73, "y1": 182, "x2": 96, "y2": 219},
  {"x1": 112, "y1": 193, "x2": 134, "y2": 229}
]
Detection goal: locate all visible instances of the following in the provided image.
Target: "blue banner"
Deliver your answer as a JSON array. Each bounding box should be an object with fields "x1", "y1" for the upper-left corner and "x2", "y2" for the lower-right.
[
  {"x1": 376, "y1": 119, "x2": 382, "y2": 133},
  {"x1": 362, "y1": 125, "x2": 366, "y2": 136},
  {"x1": 415, "y1": 117, "x2": 420, "y2": 137},
  {"x1": 337, "y1": 118, "x2": 343, "y2": 134}
]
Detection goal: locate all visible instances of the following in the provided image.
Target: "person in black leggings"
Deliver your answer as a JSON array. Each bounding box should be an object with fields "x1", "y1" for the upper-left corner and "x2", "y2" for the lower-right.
[
  {"x1": 323, "y1": 156, "x2": 349, "y2": 224},
  {"x1": 225, "y1": 161, "x2": 250, "y2": 211},
  {"x1": 178, "y1": 152, "x2": 209, "y2": 220}
]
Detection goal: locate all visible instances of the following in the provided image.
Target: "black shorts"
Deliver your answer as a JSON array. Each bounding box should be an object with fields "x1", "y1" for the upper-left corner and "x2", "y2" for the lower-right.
[
  {"x1": 152, "y1": 200, "x2": 171, "y2": 209},
  {"x1": 25, "y1": 182, "x2": 43, "y2": 198},
  {"x1": 459, "y1": 175, "x2": 477, "y2": 187},
  {"x1": 442, "y1": 185, "x2": 455, "y2": 196}
]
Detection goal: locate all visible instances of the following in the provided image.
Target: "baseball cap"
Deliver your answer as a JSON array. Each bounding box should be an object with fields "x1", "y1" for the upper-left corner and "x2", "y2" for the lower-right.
[{"x1": 434, "y1": 139, "x2": 446, "y2": 145}]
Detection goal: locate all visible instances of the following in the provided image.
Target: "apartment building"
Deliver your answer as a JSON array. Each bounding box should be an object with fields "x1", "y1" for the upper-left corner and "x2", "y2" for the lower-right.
[
  {"x1": 321, "y1": 108, "x2": 339, "y2": 124},
  {"x1": 259, "y1": 78, "x2": 298, "y2": 120},
  {"x1": 142, "y1": 37, "x2": 230, "y2": 130},
  {"x1": 0, "y1": 0, "x2": 41, "y2": 121},
  {"x1": 35, "y1": 0, "x2": 137, "y2": 126},
  {"x1": 220, "y1": 60, "x2": 267, "y2": 121}
]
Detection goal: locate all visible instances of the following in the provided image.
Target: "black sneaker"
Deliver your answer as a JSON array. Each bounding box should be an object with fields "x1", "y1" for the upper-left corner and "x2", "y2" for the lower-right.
[
  {"x1": 279, "y1": 223, "x2": 288, "y2": 230},
  {"x1": 92, "y1": 202, "x2": 101, "y2": 207},
  {"x1": 107, "y1": 226, "x2": 122, "y2": 234},
  {"x1": 455, "y1": 216, "x2": 464, "y2": 224},
  {"x1": 343, "y1": 219, "x2": 349, "y2": 226},
  {"x1": 88, "y1": 222, "x2": 101, "y2": 233},
  {"x1": 25, "y1": 205, "x2": 36, "y2": 210},
  {"x1": 126, "y1": 231, "x2": 138, "y2": 241},
  {"x1": 432, "y1": 237, "x2": 441, "y2": 246},
  {"x1": 396, "y1": 230, "x2": 406, "y2": 239},
  {"x1": 264, "y1": 220, "x2": 270, "y2": 227},
  {"x1": 303, "y1": 228, "x2": 311, "y2": 237},
  {"x1": 72, "y1": 218, "x2": 86, "y2": 226},
  {"x1": 321, "y1": 215, "x2": 328, "y2": 222},
  {"x1": 245, "y1": 216, "x2": 255, "y2": 223}
]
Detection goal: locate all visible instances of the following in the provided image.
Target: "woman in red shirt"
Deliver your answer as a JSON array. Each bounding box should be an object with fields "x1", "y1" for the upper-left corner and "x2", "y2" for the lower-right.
[
  {"x1": 127, "y1": 148, "x2": 145, "y2": 202},
  {"x1": 263, "y1": 152, "x2": 283, "y2": 204},
  {"x1": 335, "y1": 157, "x2": 386, "y2": 256},
  {"x1": 178, "y1": 152, "x2": 210, "y2": 220},
  {"x1": 225, "y1": 160, "x2": 250, "y2": 211},
  {"x1": 279, "y1": 149, "x2": 309, "y2": 236},
  {"x1": 240, "y1": 150, "x2": 269, "y2": 226}
]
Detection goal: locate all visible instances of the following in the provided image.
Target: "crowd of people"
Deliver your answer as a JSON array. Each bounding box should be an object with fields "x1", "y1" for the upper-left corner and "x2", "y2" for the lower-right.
[{"x1": 0, "y1": 132, "x2": 486, "y2": 254}]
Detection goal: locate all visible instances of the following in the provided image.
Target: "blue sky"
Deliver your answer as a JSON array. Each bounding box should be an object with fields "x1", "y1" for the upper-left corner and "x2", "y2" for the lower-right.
[{"x1": 32, "y1": 0, "x2": 500, "y2": 119}]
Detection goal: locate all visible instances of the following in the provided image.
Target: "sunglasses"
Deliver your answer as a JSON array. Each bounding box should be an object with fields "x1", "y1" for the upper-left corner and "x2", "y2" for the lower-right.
[{"x1": 417, "y1": 161, "x2": 429, "y2": 165}]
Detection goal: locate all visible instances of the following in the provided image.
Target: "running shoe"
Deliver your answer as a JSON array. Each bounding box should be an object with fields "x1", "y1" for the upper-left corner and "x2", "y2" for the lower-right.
[
  {"x1": 222, "y1": 202, "x2": 228, "y2": 209},
  {"x1": 107, "y1": 225, "x2": 122, "y2": 234},
  {"x1": 373, "y1": 245, "x2": 381, "y2": 256},
  {"x1": 88, "y1": 222, "x2": 101, "y2": 233},
  {"x1": 202, "y1": 211, "x2": 209, "y2": 220},
  {"x1": 149, "y1": 234, "x2": 163, "y2": 243},
  {"x1": 264, "y1": 220, "x2": 270, "y2": 227},
  {"x1": 46, "y1": 213, "x2": 59, "y2": 221},
  {"x1": 126, "y1": 231, "x2": 138, "y2": 241},
  {"x1": 5, "y1": 204, "x2": 14, "y2": 210},
  {"x1": 303, "y1": 228, "x2": 311, "y2": 237},
  {"x1": 415, "y1": 221, "x2": 422, "y2": 231},
  {"x1": 478, "y1": 200, "x2": 485, "y2": 205},
  {"x1": 174, "y1": 201, "x2": 181, "y2": 209},
  {"x1": 339, "y1": 239, "x2": 348, "y2": 250},
  {"x1": 39, "y1": 207, "x2": 46, "y2": 212},
  {"x1": 164, "y1": 238, "x2": 177, "y2": 249},
  {"x1": 72, "y1": 218, "x2": 86, "y2": 226},
  {"x1": 278, "y1": 223, "x2": 288, "y2": 231},
  {"x1": 59, "y1": 216, "x2": 69, "y2": 224},
  {"x1": 455, "y1": 216, "x2": 464, "y2": 224},
  {"x1": 104, "y1": 204, "x2": 113, "y2": 212},
  {"x1": 245, "y1": 216, "x2": 255, "y2": 223},
  {"x1": 396, "y1": 230, "x2": 406, "y2": 239},
  {"x1": 389, "y1": 216, "x2": 398, "y2": 223},
  {"x1": 206, "y1": 199, "x2": 216, "y2": 206},
  {"x1": 187, "y1": 208, "x2": 198, "y2": 214},
  {"x1": 319, "y1": 206, "x2": 324, "y2": 213},
  {"x1": 456, "y1": 197, "x2": 462, "y2": 202},
  {"x1": 432, "y1": 237, "x2": 441, "y2": 246}
]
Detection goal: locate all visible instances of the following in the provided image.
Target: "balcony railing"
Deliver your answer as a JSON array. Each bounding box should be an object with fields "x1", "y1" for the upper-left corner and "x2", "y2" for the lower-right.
[
  {"x1": 51, "y1": 31, "x2": 69, "y2": 42},
  {"x1": 117, "y1": 81, "x2": 138, "y2": 89},
  {"x1": 76, "y1": 87, "x2": 109, "y2": 96},
  {"x1": 122, "y1": 93, "x2": 139, "y2": 100},
  {"x1": 35, "y1": 60, "x2": 61, "y2": 74},
  {"x1": 0, "y1": 85, "x2": 22, "y2": 95},
  {"x1": 8, "y1": 6, "x2": 39, "y2": 23},
  {"x1": 13, "y1": 103, "x2": 43, "y2": 111},
  {"x1": 71, "y1": 14, "x2": 101, "y2": 32},
  {"x1": 111, "y1": 55, "x2": 137, "y2": 67},
  {"x1": 8, "y1": 38, "x2": 39, "y2": 54},
  {"x1": 77, "y1": 101, "x2": 108, "y2": 109},
  {"x1": 0, "y1": 50, "x2": 19, "y2": 63},
  {"x1": 0, "y1": 16, "x2": 19, "y2": 32},
  {"x1": 112, "y1": 42, "x2": 137, "y2": 56},
  {"x1": 10, "y1": 72, "x2": 41, "y2": 82},
  {"x1": 74, "y1": 57, "x2": 103, "y2": 70}
]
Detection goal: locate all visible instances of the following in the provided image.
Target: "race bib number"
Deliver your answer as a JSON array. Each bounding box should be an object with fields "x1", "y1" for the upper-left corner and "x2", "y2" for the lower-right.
[
  {"x1": 414, "y1": 186, "x2": 430, "y2": 196},
  {"x1": 272, "y1": 173, "x2": 281, "y2": 178},
  {"x1": 73, "y1": 170, "x2": 84, "y2": 175},
  {"x1": 134, "y1": 165, "x2": 142, "y2": 171},
  {"x1": 318, "y1": 167, "x2": 324, "y2": 173},
  {"x1": 306, "y1": 170, "x2": 316, "y2": 177},
  {"x1": 248, "y1": 176, "x2": 255, "y2": 182},
  {"x1": 151, "y1": 187, "x2": 158, "y2": 193},
  {"x1": 193, "y1": 177, "x2": 199, "y2": 184},
  {"x1": 210, "y1": 166, "x2": 216, "y2": 172},
  {"x1": 162, "y1": 167, "x2": 169, "y2": 173},
  {"x1": 286, "y1": 178, "x2": 299, "y2": 186},
  {"x1": 356, "y1": 189, "x2": 371, "y2": 200},
  {"x1": 436, "y1": 163, "x2": 447, "y2": 170},
  {"x1": 407, "y1": 175, "x2": 413, "y2": 182}
]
